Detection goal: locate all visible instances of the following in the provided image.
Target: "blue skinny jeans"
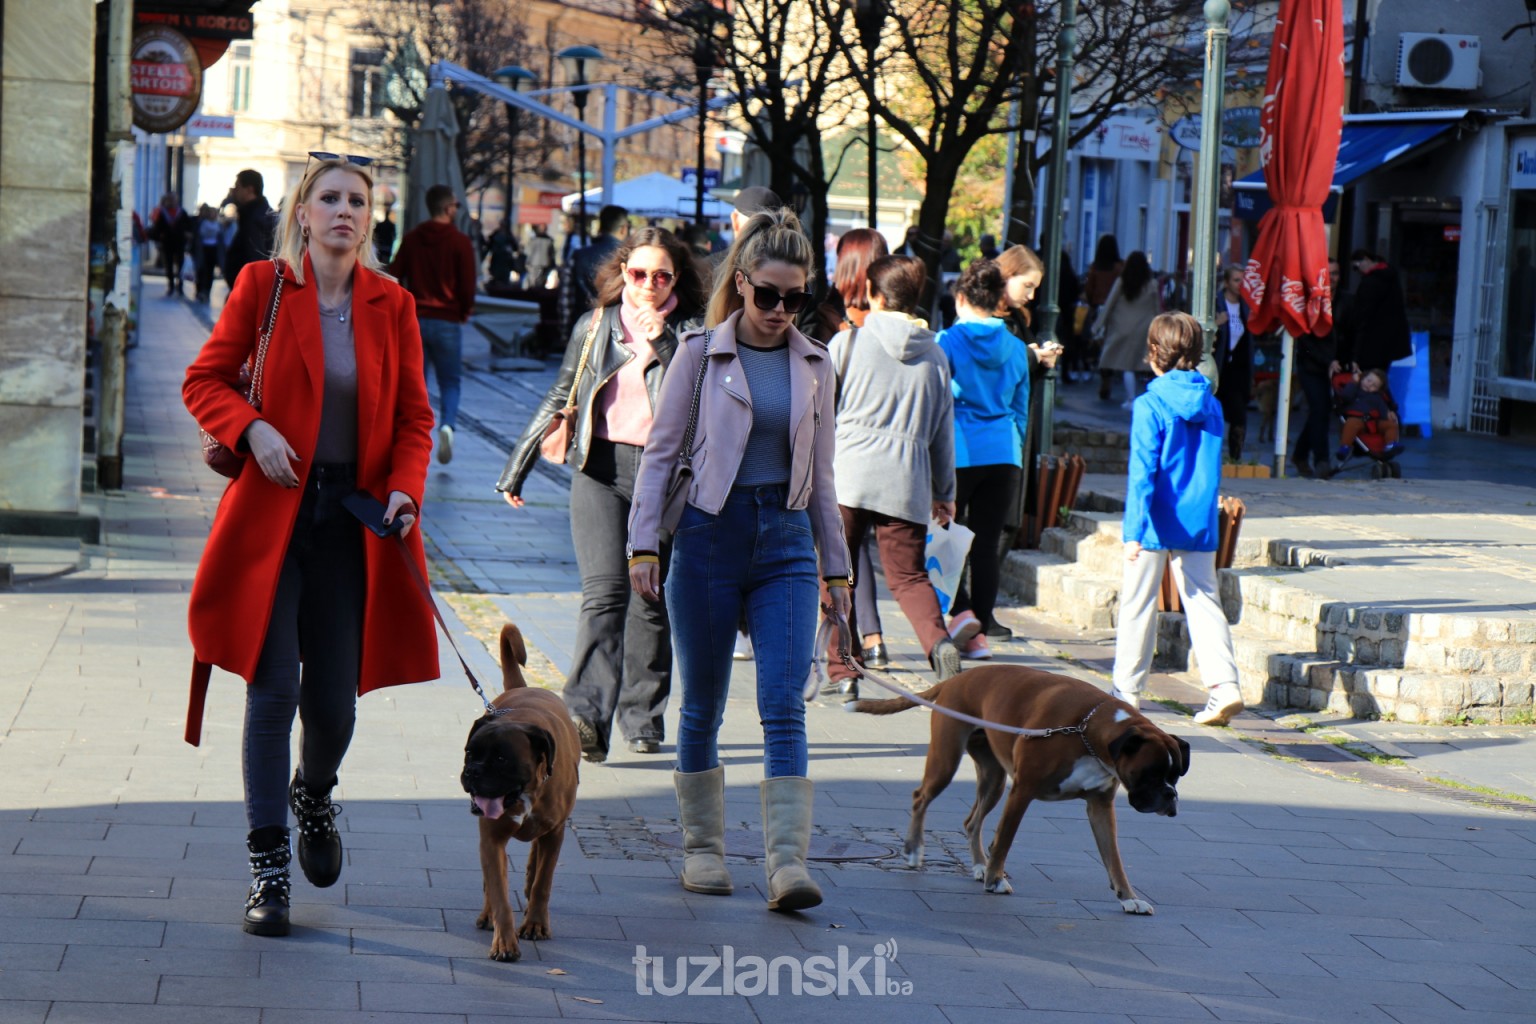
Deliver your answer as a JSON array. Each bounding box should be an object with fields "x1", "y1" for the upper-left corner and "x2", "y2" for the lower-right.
[{"x1": 666, "y1": 485, "x2": 819, "y2": 777}]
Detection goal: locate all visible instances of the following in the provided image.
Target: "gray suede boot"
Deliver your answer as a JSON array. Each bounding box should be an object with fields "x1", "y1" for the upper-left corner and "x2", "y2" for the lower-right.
[
  {"x1": 673, "y1": 766, "x2": 734, "y2": 895},
  {"x1": 759, "y1": 776, "x2": 823, "y2": 912}
]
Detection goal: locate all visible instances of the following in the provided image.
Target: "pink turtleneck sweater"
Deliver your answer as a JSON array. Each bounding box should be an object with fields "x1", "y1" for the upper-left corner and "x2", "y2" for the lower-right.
[{"x1": 594, "y1": 293, "x2": 678, "y2": 446}]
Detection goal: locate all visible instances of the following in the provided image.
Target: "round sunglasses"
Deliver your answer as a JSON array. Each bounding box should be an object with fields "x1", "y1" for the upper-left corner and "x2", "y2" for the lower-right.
[
  {"x1": 624, "y1": 266, "x2": 676, "y2": 288},
  {"x1": 743, "y1": 274, "x2": 813, "y2": 314}
]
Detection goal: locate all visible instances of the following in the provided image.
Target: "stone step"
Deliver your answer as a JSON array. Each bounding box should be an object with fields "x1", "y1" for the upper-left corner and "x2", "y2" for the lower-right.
[{"x1": 1000, "y1": 549, "x2": 1119, "y2": 630}]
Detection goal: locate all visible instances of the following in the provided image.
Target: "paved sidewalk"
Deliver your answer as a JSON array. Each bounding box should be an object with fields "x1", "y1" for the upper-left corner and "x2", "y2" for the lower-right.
[{"x1": 0, "y1": 294, "x2": 1532, "y2": 1023}]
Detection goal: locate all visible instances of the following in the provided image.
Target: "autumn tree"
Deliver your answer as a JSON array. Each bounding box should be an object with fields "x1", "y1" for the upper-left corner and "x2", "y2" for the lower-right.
[
  {"x1": 354, "y1": 0, "x2": 532, "y2": 199},
  {"x1": 641, "y1": 0, "x2": 861, "y2": 283}
]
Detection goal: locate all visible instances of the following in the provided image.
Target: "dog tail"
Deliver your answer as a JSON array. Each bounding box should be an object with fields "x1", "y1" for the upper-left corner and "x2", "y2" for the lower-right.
[
  {"x1": 847, "y1": 682, "x2": 946, "y2": 716},
  {"x1": 499, "y1": 624, "x2": 528, "y2": 691}
]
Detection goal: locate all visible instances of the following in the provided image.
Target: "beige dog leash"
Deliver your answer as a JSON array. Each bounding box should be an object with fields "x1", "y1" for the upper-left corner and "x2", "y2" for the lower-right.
[{"x1": 820, "y1": 609, "x2": 1111, "y2": 746}]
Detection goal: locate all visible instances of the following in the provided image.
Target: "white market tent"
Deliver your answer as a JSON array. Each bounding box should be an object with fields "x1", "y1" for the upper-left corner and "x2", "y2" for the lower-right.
[{"x1": 561, "y1": 172, "x2": 730, "y2": 220}]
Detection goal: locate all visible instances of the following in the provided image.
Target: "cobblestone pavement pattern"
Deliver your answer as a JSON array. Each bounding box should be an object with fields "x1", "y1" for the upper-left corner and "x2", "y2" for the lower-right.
[{"x1": 0, "y1": 293, "x2": 1532, "y2": 1024}]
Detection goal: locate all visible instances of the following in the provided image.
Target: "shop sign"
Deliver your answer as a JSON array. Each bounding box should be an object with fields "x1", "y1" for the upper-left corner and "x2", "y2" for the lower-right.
[
  {"x1": 1171, "y1": 106, "x2": 1263, "y2": 152},
  {"x1": 1512, "y1": 140, "x2": 1536, "y2": 191},
  {"x1": 136, "y1": 11, "x2": 254, "y2": 41},
  {"x1": 131, "y1": 26, "x2": 203, "y2": 134},
  {"x1": 186, "y1": 113, "x2": 235, "y2": 138},
  {"x1": 1443, "y1": 225, "x2": 1461, "y2": 243},
  {"x1": 1079, "y1": 115, "x2": 1162, "y2": 161},
  {"x1": 682, "y1": 167, "x2": 721, "y2": 187}
]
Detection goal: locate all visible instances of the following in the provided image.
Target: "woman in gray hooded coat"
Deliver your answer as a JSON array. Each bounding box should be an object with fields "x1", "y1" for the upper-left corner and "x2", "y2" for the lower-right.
[{"x1": 821, "y1": 256, "x2": 961, "y2": 695}]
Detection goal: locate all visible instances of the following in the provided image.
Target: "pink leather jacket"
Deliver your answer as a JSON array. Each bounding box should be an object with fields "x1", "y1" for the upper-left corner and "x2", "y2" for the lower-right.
[{"x1": 628, "y1": 309, "x2": 851, "y2": 580}]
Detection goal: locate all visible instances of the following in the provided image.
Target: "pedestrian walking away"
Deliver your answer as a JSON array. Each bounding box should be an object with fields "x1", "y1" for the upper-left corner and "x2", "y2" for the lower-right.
[
  {"x1": 810, "y1": 227, "x2": 891, "y2": 666},
  {"x1": 1292, "y1": 257, "x2": 1345, "y2": 477},
  {"x1": 1094, "y1": 250, "x2": 1158, "y2": 407},
  {"x1": 1338, "y1": 248, "x2": 1413, "y2": 374},
  {"x1": 498, "y1": 228, "x2": 707, "y2": 764},
  {"x1": 1112, "y1": 312, "x2": 1244, "y2": 728},
  {"x1": 150, "y1": 192, "x2": 195, "y2": 296},
  {"x1": 938, "y1": 259, "x2": 1031, "y2": 658},
  {"x1": 182, "y1": 156, "x2": 439, "y2": 938},
  {"x1": 223, "y1": 168, "x2": 277, "y2": 287},
  {"x1": 524, "y1": 223, "x2": 557, "y2": 290},
  {"x1": 388, "y1": 183, "x2": 477, "y2": 464},
  {"x1": 822, "y1": 254, "x2": 959, "y2": 695},
  {"x1": 194, "y1": 204, "x2": 223, "y2": 303},
  {"x1": 628, "y1": 208, "x2": 851, "y2": 912}
]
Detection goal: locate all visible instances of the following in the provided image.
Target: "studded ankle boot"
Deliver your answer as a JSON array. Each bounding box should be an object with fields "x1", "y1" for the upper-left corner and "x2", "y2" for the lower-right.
[
  {"x1": 288, "y1": 772, "x2": 343, "y2": 888},
  {"x1": 244, "y1": 825, "x2": 291, "y2": 936}
]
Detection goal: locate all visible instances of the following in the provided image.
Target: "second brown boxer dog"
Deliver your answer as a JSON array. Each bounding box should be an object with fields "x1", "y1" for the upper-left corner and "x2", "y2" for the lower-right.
[
  {"x1": 461, "y1": 623, "x2": 579, "y2": 961},
  {"x1": 853, "y1": 665, "x2": 1190, "y2": 914}
]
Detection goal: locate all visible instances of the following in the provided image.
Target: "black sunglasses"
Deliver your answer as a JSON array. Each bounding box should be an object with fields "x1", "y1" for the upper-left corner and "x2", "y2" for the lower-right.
[
  {"x1": 742, "y1": 274, "x2": 813, "y2": 314},
  {"x1": 306, "y1": 151, "x2": 374, "y2": 172}
]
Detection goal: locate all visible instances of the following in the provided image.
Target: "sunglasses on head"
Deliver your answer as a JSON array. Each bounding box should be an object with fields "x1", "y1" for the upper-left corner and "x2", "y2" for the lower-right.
[
  {"x1": 306, "y1": 151, "x2": 374, "y2": 173},
  {"x1": 625, "y1": 266, "x2": 675, "y2": 288},
  {"x1": 743, "y1": 274, "x2": 812, "y2": 314}
]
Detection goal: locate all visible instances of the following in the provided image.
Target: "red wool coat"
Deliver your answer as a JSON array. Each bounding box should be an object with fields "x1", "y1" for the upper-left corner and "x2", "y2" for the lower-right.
[{"x1": 182, "y1": 256, "x2": 439, "y2": 745}]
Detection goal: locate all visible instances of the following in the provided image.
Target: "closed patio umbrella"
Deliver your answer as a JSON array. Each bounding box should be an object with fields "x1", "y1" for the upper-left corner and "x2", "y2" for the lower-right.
[
  {"x1": 406, "y1": 84, "x2": 471, "y2": 235},
  {"x1": 1239, "y1": 0, "x2": 1345, "y2": 476}
]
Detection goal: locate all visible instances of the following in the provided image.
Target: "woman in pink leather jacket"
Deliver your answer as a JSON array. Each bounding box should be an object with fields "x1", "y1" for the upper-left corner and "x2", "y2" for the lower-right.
[{"x1": 628, "y1": 208, "x2": 851, "y2": 913}]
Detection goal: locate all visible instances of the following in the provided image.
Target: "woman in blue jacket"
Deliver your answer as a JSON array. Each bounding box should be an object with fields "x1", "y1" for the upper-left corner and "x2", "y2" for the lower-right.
[{"x1": 937, "y1": 260, "x2": 1030, "y2": 660}]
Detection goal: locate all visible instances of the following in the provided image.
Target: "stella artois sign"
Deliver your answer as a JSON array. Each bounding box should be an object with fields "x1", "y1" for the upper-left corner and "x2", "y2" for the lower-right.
[{"x1": 131, "y1": 26, "x2": 203, "y2": 133}]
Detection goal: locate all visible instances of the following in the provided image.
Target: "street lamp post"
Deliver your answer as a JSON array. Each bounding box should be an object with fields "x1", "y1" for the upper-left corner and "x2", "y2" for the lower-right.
[
  {"x1": 1035, "y1": 0, "x2": 1079, "y2": 459},
  {"x1": 492, "y1": 64, "x2": 535, "y2": 232},
  {"x1": 854, "y1": 0, "x2": 886, "y2": 228},
  {"x1": 557, "y1": 45, "x2": 605, "y2": 240},
  {"x1": 1189, "y1": 0, "x2": 1231, "y2": 382}
]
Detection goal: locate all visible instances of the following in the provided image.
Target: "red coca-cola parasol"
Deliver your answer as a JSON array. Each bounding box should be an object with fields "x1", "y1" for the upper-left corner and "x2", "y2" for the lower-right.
[{"x1": 1240, "y1": 0, "x2": 1345, "y2": 474}]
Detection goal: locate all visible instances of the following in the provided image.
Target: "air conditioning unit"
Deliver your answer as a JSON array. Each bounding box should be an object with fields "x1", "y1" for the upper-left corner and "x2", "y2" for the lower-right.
[{"x1": 1397, "y1": 33, "x2": 1482, "y2": 90}]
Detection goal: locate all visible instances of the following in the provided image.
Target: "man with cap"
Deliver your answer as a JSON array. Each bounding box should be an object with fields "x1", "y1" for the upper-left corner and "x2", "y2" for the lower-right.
[{"x1": 710, "y1": 185, "x2": 783, "y2": 280}]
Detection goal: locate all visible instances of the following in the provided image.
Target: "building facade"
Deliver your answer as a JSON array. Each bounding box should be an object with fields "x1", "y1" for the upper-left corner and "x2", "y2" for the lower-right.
[{"x1": 0, "y1": 0, "x2": 97, "y2": 530}]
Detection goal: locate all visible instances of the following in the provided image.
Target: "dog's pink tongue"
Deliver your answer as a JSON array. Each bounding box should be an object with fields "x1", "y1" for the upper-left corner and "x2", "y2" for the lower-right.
[{"x1": 473, "y1": 795, "x2": 505, "y2": 819}]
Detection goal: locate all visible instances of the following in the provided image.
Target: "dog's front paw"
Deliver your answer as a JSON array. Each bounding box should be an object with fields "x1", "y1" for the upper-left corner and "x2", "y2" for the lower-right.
[
  {"x1": 983, "y1": 874, "x2": 1013, "y2": 895},
  {"x1": 518, "y1": 916, "x2": 551, "y2": 941},
  {"x1": 904, "y1": 847, "x2": 923, "y2": 869},
  {"x1": 971, "y1": 863, "x2": 986, "y2": 882},
  {"x1": 1119, "y1": 897, "x2": 1154, "y2": 915},
  {"x1": 475, "y1": 911, "x2": 492, "y2": 930},
  {"x1": 489, "y1": 931, "x2": 522, "y2": 962}
]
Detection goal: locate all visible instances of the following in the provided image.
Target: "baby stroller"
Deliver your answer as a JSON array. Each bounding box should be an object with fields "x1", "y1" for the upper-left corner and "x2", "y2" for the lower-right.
[{"x1": 1320, "y1": 370, "x2": 1404, "y2": 480}]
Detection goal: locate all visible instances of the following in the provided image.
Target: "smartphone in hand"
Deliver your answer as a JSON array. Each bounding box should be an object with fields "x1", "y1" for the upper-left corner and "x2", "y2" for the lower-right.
[{"x1": 341, "y1": 490, "x2": 405, "y2": 538}]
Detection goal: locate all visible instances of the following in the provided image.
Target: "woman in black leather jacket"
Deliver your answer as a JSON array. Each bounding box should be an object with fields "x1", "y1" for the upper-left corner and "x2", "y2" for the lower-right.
[{"x1": 496, "y1": 227, "x2": 705, "y2": 762}]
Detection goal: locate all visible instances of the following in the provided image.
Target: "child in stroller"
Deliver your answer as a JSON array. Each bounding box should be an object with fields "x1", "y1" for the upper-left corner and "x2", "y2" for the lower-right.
[{"x1": 1322, "y1": 367, "x2": 1404, "y2": 479}]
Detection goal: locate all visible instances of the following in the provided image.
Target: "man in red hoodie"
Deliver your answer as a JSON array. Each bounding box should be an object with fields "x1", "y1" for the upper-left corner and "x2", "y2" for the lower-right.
[{"x1": 390, "y1": 184, "x2": 476, "y2": 463}]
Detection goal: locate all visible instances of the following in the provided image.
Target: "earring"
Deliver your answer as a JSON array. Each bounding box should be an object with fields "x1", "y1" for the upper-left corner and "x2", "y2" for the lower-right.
[{"x1": 302, "y1": 226, "x2": 310, "y2": 243}]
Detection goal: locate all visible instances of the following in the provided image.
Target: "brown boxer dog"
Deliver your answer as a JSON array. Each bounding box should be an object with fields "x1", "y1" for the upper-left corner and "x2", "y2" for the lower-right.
[
  {"x1": 852, "y1": 665, "x2": 1190, "y2": 914},
  {"x1": 461, "y1": 623, "x2": 580, "y2": 961}
]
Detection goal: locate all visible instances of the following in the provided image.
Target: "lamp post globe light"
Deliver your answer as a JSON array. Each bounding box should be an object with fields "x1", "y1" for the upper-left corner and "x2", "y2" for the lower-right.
[
  {"x1": 492, "y1": 64, "x2": 535, "y2": 234},
  {"x1": 557, "y1": 45, "x2": 605, "y2": 239},
  {"x1": 1190, "y1": 0, "x2": 1231, "y2": 383},
  {"x1": 853, "y1": 0, "x2": 885, "y2": 228}
]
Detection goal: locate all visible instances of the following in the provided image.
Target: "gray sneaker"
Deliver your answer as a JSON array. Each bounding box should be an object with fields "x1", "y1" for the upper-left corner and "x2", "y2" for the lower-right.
[{"x1": 929, "y1": 638, "x2": 963, "y2": 682}]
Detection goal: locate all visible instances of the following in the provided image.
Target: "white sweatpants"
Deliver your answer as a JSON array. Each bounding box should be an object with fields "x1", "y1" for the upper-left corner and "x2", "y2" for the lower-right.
[{"x1": 1112, "y1": 547, "x2": 1239, "y2": 694}]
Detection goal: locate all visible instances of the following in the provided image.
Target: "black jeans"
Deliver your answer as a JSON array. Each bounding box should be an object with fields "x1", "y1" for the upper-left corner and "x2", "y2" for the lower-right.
[
  {"x1": 952, "y1": 464, "x2": 1022, "y2": 630},
  {"x1": 565, "y1": 439, "x2": 672, "y2": 751},
  {"x1": 244, "y1": 464, "x2": 365, "y2": 830},
  {"x1": 1292, "y1": 367, "x2": 1333, "y2": 467}
]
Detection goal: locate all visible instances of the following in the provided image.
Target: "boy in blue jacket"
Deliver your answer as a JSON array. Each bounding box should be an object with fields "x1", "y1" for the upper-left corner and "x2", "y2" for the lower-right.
[{"x1": 1112, "y1": 312, "x2": 1244, "y2": 726}]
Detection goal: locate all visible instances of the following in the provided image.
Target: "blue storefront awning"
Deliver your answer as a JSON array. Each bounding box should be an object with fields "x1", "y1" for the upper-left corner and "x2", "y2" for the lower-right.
[{"x1": 1233, "y1": 114, "x2": 1466, "y2": 223}]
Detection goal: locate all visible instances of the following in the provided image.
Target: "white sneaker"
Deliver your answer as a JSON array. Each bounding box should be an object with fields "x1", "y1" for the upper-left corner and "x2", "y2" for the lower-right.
[
  {"x1": 948, "y1": 611, "x2": 982, "y2": 647},
  {"x1": 1193, "y1": 683, "x2": 1244, "y2": 726},
  {"x1": 1112, "y1": 688, "x2": 1140, "y2": 707},
  {"x1": 733, "y1": 633, "x2": 754, "y2": 661},
  {"x1": 437, "y1": 425, "x2": 454, "y2": 465}
]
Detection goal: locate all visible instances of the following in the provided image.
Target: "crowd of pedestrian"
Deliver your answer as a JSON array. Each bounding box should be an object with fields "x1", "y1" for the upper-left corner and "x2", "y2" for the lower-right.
[{"x1": 175, "y1": 156, "x2": 1418, "y2": 936}]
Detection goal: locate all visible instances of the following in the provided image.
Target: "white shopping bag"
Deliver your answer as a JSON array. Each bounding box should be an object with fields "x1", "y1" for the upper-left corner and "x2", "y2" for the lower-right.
[{"x1": 924, "y1": 518, "x2": 975, "y2": 616}]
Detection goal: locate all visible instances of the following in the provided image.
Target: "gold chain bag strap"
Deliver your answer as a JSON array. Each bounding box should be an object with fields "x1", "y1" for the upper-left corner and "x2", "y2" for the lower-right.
[
  {"x1": 539, "y1": 308, "x2": 604, "y2": 464},
  {"x1": 200, "y1": 258, "x2": 286, "y2": 479},
  {"x1": 660, "y1": 328, "x2": 711, "y2": 532}
]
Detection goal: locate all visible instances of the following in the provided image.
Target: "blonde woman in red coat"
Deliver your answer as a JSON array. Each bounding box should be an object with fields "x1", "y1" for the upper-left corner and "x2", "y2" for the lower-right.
[{"x1": 184, "y1": 156, "x2": 437, "y2": 937}]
